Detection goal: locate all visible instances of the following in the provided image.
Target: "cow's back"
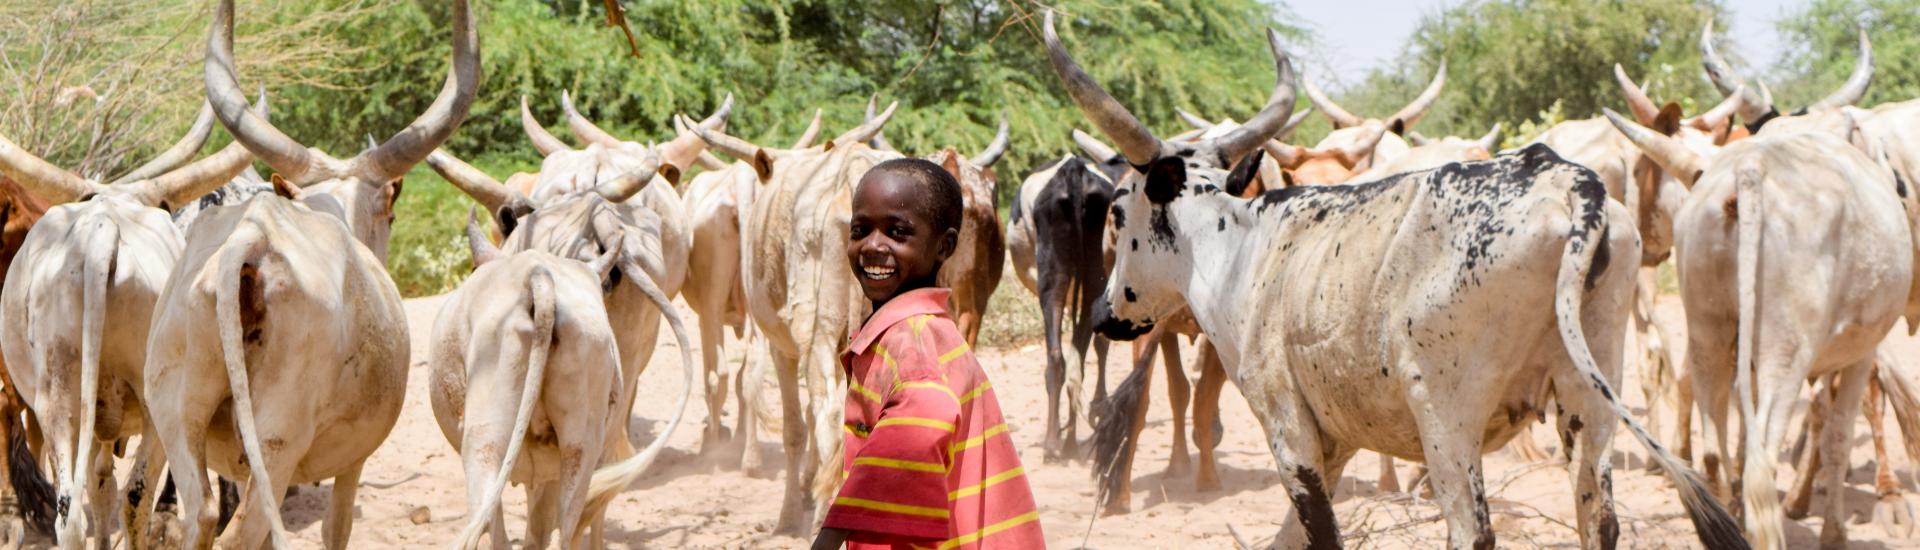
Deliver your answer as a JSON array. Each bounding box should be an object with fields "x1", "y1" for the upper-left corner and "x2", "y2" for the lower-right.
[
  {"x1": 744, "y1": 146, "x2": 892, "y2": 355},
  {"x1": 150, "y1": 194, "x2": 408, "y2": 481}
]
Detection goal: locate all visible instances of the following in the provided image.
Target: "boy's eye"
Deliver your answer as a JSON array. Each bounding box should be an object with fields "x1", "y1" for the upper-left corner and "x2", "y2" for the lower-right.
[
  {"x1": 850, "y1": 224, "x2": 870, "y2": 238},
  {"x1": 887, "y1": 227, "x2": 911, "y2": 239}
]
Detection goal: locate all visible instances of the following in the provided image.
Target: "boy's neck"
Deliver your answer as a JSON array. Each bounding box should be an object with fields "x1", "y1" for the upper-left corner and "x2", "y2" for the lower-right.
[{"x1": 870, "y1": 274, "x2": 943, "y2": 315}]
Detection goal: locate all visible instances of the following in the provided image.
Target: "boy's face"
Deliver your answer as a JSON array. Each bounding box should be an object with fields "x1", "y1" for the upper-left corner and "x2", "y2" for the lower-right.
[{"x1": 848, "y1": 171, "x2": 956, "y2": 304}]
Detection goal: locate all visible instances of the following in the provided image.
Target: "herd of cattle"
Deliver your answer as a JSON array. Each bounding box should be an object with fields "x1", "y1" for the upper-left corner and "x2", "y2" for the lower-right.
[{"x1": 0, "y1": 2, "x2": 1915, "y2": 548}]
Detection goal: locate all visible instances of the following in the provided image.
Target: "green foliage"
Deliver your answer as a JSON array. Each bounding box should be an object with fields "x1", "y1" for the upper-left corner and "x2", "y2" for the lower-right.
[
  {"x1": 1772, "y1": 0, "x2": 1920, "y2": 109},
  {"x1": 1331, "y1": 0, "x2": 1728, "y2": 141}
]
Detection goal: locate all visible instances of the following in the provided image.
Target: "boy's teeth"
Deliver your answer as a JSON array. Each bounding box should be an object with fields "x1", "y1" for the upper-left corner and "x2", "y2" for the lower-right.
[{"x1": 861, "y1": 266, "x2": 895, "y2": 280}]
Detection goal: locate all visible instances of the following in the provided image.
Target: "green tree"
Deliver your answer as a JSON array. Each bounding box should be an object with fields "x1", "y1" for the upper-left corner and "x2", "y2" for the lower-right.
[
  {"x1": 1327, "y1": 0, "x2": 1729, "y2": 143},
  {"x1": 1772, "y1": 0, "x2": 1920, "y2": 109}
]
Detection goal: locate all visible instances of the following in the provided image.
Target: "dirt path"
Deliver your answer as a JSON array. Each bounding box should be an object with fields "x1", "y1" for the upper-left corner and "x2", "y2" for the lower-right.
[{"x1": 124, "y1": 293, "x2": 1920, "y2": 548}]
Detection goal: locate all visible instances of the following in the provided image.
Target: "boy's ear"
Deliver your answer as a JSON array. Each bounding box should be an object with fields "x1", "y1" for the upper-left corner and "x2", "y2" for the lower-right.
[{"x1": 938, "y1": 228, "x2": 959, "y2": 261}]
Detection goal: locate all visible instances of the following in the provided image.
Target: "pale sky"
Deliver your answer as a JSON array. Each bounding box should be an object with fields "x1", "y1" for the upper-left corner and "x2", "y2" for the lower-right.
[{"x1": 1288, "y1": 0, "x2": 1799, "y2": 90}]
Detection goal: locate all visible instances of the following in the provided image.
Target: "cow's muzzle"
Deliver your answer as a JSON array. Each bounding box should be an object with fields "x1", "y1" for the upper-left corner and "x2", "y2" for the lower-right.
[{"x1": 1090, "y1": 293, "x2": 1153, "y2": 341}]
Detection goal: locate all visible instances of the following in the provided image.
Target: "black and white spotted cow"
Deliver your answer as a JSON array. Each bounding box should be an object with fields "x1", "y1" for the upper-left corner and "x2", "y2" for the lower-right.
[
  {"x1": 1041, "y1": 11, "x2": 1744, "y2": 549},
  {"x1": 1006, "y1": 150, "x2": 1118, "y2": 461}
]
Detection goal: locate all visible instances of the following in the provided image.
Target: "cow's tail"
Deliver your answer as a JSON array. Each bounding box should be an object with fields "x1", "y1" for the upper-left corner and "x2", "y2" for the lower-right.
[
  {"x1": 213, "y1": 233, "x2": 291, "y2": 549},
  {"x1": 1551, "y1": 181, "x2": 1748, "y2": 549},
  {"x1": 8, "y1": 413, "x2": 55, "y2": 536},
  {"x1": 450, "y1": 267, "x2": 555, "y2": 550},
  {"x1": 581, "y1": 259, "x2": 695, "y2": 518},
  {"x1": 59, "y1": 221, "x2": 115, "y2": 546}
]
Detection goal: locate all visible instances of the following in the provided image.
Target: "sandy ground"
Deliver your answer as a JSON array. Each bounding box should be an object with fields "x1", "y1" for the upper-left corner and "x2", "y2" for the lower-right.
[{"x1": 47, "y1": 292, "x2": 1920, "y2": 548}]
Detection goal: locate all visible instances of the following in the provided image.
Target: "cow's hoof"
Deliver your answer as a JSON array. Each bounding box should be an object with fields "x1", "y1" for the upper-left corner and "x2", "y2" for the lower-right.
[
  {"x1": 1196, "y1": 474, "x2": 1221, "y2": 493},
  {"x1": 1875, "y1": 495, "x2": 1918, "y2": 538}
]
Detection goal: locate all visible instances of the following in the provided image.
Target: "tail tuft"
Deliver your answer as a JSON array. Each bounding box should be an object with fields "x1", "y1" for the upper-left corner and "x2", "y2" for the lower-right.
[{"x1": 8, "y1": 425, "x2": 53, "y2": 535}]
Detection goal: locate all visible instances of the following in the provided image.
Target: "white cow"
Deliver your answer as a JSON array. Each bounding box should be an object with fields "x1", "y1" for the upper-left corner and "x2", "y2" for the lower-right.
[
  {"x1": 1043, "y1": 11, "x2": 1742, "y2": 548},
  {"x1": 0, "y1": 103, "x2": 257, "y2": 549},
  {"x1": 1295, "y1": 62, "x2": 1447, "y2": 171},
  {"x1": 431, "y1": 214, "x2": 693, "y2": 549},
  {"x1": 137, "y1": 0, "x2": 479, "y2": 546},
  {"x1": 1608, "y1": 107, "x2": 1909, "y2": 549}
]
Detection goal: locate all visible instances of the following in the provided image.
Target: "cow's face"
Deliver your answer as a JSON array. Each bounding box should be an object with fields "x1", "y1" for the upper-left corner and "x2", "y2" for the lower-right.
[
  {"x1": 1093, "y1": 151, "x2": 1247, "y2": 340},
  {"x1": 289, "y1": 174, "x2": 403, "y2": 262}
]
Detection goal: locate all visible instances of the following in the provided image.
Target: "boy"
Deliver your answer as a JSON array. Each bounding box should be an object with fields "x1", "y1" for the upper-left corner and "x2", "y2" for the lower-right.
[{"x1": 813, "y1": 159, "x2": 1045, "y2": 549}]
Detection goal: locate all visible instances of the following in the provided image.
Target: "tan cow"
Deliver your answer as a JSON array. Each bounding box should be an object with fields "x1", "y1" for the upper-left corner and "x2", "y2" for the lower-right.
[
  {"x1": 1608, "y1": 107, "x2": 1908, "y2": 549},
  {"x1": 0, "y1": 102, "x2": 257, "y2": 549},
  {"x1": 431, "y1": 214, "x2": 694, "y2": 549},
  {"x1": 136, "y1": 0, "x2": 479, "y2": 546},
  {"x1": 683, "y1": 106, "x2": 903, "y2": 532}
]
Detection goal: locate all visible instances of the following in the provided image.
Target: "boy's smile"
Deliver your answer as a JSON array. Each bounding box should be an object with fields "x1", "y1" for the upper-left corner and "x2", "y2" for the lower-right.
[{"x1": 848, "y1": 170, "x2": 956, "y2": 305}]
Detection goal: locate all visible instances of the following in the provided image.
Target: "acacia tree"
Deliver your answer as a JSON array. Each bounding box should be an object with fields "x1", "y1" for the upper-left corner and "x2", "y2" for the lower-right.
[
  {"x1": 1325, "y1": 0, "x2": 1730, "y2": 145},
  {"x1": 1772, "y1": 0, "x2": 1920, "y2": 109},
  {"x1": 0, "y1": 0, "x2": 391, "y2": 180}
]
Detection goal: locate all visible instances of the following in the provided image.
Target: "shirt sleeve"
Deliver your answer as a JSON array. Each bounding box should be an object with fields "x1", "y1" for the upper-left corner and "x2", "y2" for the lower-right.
[{"x1": 822, "y1": 316, "x2": 963, "y2": 543}]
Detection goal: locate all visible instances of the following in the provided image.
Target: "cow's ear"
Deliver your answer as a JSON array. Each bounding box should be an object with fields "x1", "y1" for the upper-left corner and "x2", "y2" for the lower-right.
[
  {"x1": 494, "y1": 204, "x2": 523, "y2": 238},
  {"x1": 1388, "y1": 118, "x2": 1406, "y2": 136},
  {"x1": 1653, "y1": 103, "x2": 1683, "y2": 136},
  {"x1": 1224, "y1": 148, "x2": 1264, "y2": 197},
  {"x1": 1281, "y1": 170, "x2": 1297, "y2": 188},
  {"x1": 656, "y1": 165, "x2": 681, "y2": 188},
  {"x1": 271, "y1": 173, "x2": 301, "y2": 200},
  {"x1": 752, "y1": 150, "x2": 775, "y2": 182},
  {"x1": 1143, "y1": 157, "x2": 1185, "y2": 204},
  {"x1": 382, "y1": 177, "x2": 404, "y2": 217}
]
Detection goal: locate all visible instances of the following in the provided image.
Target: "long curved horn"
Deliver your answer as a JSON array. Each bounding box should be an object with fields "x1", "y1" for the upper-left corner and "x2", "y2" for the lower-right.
[
  {"x1": 110, "y1": 101, "x2": 216, "y2": 185},
  {"x1": 970, "y1": 115, "x2": 1010, "y2": 169},
  {"x1": 1604, "y1": 108, "x2": 1707, "y2": 186},
  {"x1": 141, "y1": 94, "x2": 270, "y2": 208},
  {"x1": 1685, "y1": 85, "x2": 1746, "y2": 132},
  {"x1": 658, "y1": 93, "x2": 734, "y2": 172},
  {"x1": 562, "y1": 90, "x2": 624, "y2": 148},
  {"x1": 1043, "y1": 10, "x2": 1167, "y2": 165},
  {"x1": 1200, "y1": 29, "x2": 1297, "y2": 163},
  {"x1": 1386, "y1": 60, "x2": 1445, "y2": 130},
  {"x1": 789, "y1": 109, "x2": 824, "y2": 149},
  {"x1": 1700, "y1": 20, "x2": 1743, "y2": 97},
  {"x1": 1273, "y1": 105, "x2": 1314, "y2": 143},
  {"x1": 1071, "y1": 129, "x2": 1119, "y2": 162},
  {"x1": 0, "y1": 135, "x2": 97, "y2": 203},
  {"x1": 679, "y1": 114, "x2": 765, "y2": 161},
  {"x1": 1177, "y1": 109, "x2": 1215, "y2": 131},
  {"x1": 464, "y1": 208, "x2": 503, "y2": 268},
  {"x1": 1475, "y1": 122, "x2": 1504, "y2": 152},
  {"x1": 1809, "y1": 27, "x2": 1873, "y2": 110},
  {"x1": 1334, "y1": 121, "x2": 1387, "y2": 165},
  {"x1": 864, "y1": 95, "x2": 896, "y2": 151},
  {"x1": 426, "y1": 147, "x2": 531, "y2": 215},
  {"x1": 1614, "y1": 64, "x2": 1659, "y2": 125},
  {"x1": 521, "y1": 96, "x2": 569, "y2": 157},
  {"x1": 1301, "y1": 71, "x2": 1363, "y2": 129},
  {"x1": 595, "y1": 151, "x2": 666, "y2": 203},
  {"x1": 357, "y1": 0, "x2": 480, "y2": 182},
  {"x1": 837, "y1": 100, "x2": 898, "y2": 148},
  {"x1": 206, "y1": 0, "x2": 333, "y2": 185}
]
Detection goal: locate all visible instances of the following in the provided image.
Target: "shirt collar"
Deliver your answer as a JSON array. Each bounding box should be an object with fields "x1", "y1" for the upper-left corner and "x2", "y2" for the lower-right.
[{"x1": 847, "y1": 287, "x2": 952, "y2": 355}]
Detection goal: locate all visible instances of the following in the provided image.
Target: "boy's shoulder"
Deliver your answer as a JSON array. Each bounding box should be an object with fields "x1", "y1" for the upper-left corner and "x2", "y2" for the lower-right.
[{"x1": 849, "y1": 288, "x2": 955, "y2": 355}]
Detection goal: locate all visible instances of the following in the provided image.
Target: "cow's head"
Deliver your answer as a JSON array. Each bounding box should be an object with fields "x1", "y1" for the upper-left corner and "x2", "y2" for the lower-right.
[
  {"x1": 1265, "y1": 120, "x2": 1386, "y2": 185},
  {"x1": 1173, "y1": 109, "x2": 1312, "y2": 194},
  {"x1": 204, "y1": 0, "x2": 479, "y2": 263},
  {"x1": 1703, "y1": 20, "x2": 1872, "y2": 130},
  {"x1": 1043, "y1": 11, "x2": 1294, "y2": 340},
  {"x1": 560, "y1": 89, "x2": 730, "y2": 182},
  {"x1": 681, "y1": 99, "x2": 904, "y2": 184},
  {"x1": 1610, "y1": 65, "x2": 1757, "y2": 264},
  {"x1": 1295, "y1": 61, "x2": 1444, "y2": 170}
]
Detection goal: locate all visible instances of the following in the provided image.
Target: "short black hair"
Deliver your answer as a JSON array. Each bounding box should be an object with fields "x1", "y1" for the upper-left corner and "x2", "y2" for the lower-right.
[{"x1": 862, "y1": 158, "x2": 964, "y2": 235}]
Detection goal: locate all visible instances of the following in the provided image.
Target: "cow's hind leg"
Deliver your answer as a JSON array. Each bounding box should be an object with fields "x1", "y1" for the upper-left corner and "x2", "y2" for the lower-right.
[
  {"x1": 1193, "y1": 338, "x2": 1225, "y2": 492},
  {"x1": 219, "y1": 433, "x2": 305, "y2": 550},
  {"x1": 1816, "y1": 360, "x2": 1872, "y2": 549},
  {"x1": 1865, "y1": 368, "x2": 1917, "y2": 538},
  {"x1": 85, "y1": 444, "x2": 115, "y2": 550},
  {"x1": 769, "y1": 349, "x2": 809, "y2": 534},
  {"x1": 1037, "y1": 267, "x2": 1070, "y2": 462},
  {"x1": 322, "y1": 460, "x2": 364, "y2": 550},
  {"x1": 699, "y1": 317, "x2": 731, "y2": 454},
  {"x1": 1785, "y1": 375, "x2": 1833, "y2": 520},
  {"x1": 525, "y1": 483, "x2": 558, "y2": 550},
  {"x1": 153, "y1": 408, "x2": 214, "y2": 550}
]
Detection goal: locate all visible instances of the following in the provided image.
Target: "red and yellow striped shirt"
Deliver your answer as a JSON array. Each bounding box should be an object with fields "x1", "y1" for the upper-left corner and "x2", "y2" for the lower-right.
[{"x1": 824, "y1": 288, "x2": 1045, "y2": 549}]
